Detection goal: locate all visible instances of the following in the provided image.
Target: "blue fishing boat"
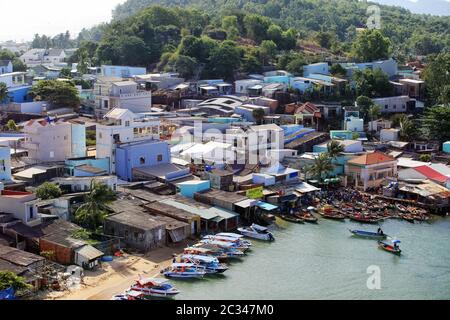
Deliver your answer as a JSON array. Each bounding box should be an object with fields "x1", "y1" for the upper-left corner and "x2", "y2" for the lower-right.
[
  {"x1": 161, "y1": 263, "x2": 206, "y2": 279},
  {"x1": 349, "y1": 229, "x2": 388, "y2": 239},
  {"x1": 180, "y1": 254, "x2": 228, "y2": 274}
]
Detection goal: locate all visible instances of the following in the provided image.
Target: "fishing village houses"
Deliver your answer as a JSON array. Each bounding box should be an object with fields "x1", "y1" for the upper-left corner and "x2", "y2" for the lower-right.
[{"x1": 0, "y1": 47, "x2": 449, "y2": 299}]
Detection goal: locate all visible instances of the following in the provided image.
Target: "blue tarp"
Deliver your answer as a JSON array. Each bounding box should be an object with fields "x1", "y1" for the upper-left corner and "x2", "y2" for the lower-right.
[
  {"x1": 0, "y1": 287, "x2": 16, "y2": 300},
  {"x1": 256, "y1": 201, "x2": 278, "y2": 211}
]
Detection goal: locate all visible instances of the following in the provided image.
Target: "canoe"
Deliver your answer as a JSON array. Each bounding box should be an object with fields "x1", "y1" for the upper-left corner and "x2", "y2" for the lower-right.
[
  {"x1": 378, "y1": 241, "x2": 401, "y2": 255},
  {"x1": 279, "y1": 215, "x2": 304, "y2": 224},
  {"x1": 348, "y1": 214, "x2": 381, "y2": 224},
  {"x1": 349, "y1": 229, "x2": 387, "y2": 239}
]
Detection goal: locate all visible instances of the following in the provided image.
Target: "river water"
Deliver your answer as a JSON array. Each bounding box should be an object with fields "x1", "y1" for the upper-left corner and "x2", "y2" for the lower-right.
[{"x1": 174, "y1": 216, "x2": 450, "y2": 300}]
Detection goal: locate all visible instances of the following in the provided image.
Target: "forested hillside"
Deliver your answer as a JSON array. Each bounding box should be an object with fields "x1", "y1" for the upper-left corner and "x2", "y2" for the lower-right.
[{"x1": 110, "y1": 0, "x2": 450, "y2": 57}]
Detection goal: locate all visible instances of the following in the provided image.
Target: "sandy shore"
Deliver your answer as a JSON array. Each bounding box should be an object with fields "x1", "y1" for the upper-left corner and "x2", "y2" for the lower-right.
[{"x1": 41, "y1": 242, "x2": 191, "y2": 300}]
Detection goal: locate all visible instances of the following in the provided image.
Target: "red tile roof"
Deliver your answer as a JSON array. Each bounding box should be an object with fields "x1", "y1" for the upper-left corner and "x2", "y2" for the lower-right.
[
  {"x1": 347, "y1": 152, "x2": 396, "y2": 166},
  {"x1": 413, "y1": 166, "x2": 448, "y2": 184}
]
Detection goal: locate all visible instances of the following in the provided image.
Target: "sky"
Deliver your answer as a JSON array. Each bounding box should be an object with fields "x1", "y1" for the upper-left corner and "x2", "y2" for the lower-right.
[
  {"x1": 0, "y1": 0, "x2": 126, "y2": 42},
  {"x1": 0, "y1": 0, "x2": 449, "y2": 42}
]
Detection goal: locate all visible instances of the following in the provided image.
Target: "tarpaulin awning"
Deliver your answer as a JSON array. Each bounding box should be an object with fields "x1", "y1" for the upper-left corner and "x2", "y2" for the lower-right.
[{"x1": 256, "y1": 201, "x2": 278, "y2": 211}]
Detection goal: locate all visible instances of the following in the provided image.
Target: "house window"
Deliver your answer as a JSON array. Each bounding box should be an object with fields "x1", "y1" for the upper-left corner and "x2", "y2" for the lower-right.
[
  {"x1": 140, "y1": 157, "x2": 146, "y2": 165},
  {"x1": 29, "y1": 207, "x2": 34, "y2": 220},
  {"x1": 393, "y1": 105, "x2": 396, "y2": 109},
  {"x1": 125, "y1": 121, "x2": 130, "y2": 127},
  {"x1": 402, "y1": 104, "x2": 405, "y2": 109},
  {"x1": 385, "y1": 105, "x2": 388, "y2": 109},
  {"x1": 99, "y1": 132, "x2": 102, "y2": 139},
  {"x1": 49, "y1": 151, "x2": 54, "y2": 158},
  {"x1": 157, "y1": 154, "x2": 163, "y2": 162},
  {"x1": 0, "y1": 160, "x2": 5, "y2": 171}
]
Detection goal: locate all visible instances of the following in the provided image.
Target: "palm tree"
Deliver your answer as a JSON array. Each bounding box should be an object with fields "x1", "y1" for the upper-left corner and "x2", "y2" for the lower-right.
[
  {"x1": 0, "y1": 83, "x2": 9, "y2": 104},
  {"x1": 310, "y1": 153, "x2": 333, "y2": 182},
  {"x1": 327, "y1": 140, "x2": 345, "y2": 160},
  {"x1": 300, "y1": 164, "x2": 314, "y2": 181},
  {"x1": 75, "y1": 181, "x2": 116, "y2": 231},
  {"x1": 398, "y1": 115, "x2": 415, "y2": 141},
  {"x1": 252, "y1": 108, "x2": 265, "y2": 125},
  {"x1": 368, "y1": 104, "x2": 381, "y2": 124}
]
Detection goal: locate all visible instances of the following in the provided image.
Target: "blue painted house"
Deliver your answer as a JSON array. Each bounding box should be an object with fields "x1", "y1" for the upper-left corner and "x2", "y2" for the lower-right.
[
  {"x1": 101, "y1": 65, "x2": 146, "y2": 78},
  {"x1": 176, "y1": 180, "x2": 211, "y2": 198},
  {"x1": 115, "y1": 139, "x2": 172, "y2": 181}
]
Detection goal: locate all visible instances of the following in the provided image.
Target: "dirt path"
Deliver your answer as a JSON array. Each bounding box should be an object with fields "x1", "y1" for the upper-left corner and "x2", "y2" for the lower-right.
[{"x1": 44, "y1": 245, "x2": 185, "y2": 300}]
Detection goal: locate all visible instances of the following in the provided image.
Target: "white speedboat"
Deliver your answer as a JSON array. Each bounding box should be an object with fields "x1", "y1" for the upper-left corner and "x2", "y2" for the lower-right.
[
  {"x1": 200, "y1": 238, "x2": 250, "y2": 251},
  {"x1": 238, "y1": 224, "x2": 275, "y2": 241},
  {"x1": 203, "y1": 235, "x2": 253, "y2": 247},
  {"x1": 180, "y1": 254, "x2": 228, "y2": 274},
  {"x1": 162, "y1": 263, "x2": 206, "y2": 279},
  {"x1": 216, "y1": 232, "x2": 244, "y2": 239},
  {"x1": 129, "y1": 277, "x2": 180, "y2": 298}
]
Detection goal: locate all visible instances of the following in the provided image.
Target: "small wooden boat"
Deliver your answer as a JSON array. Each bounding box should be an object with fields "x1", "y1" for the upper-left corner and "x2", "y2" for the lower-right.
[
  {"x1": 349, "y1": 229, "x2": 387, "y2": 240},
  {"x1": 402, "y1": 214, "x2": 415, "y2": 223},
  {"x1": 279, "y1": 214, "x2": 304, "y2": 224},
  {"x1": 396, "y1": 204, "x2": 408, "y2": 213},
  {"x1": 378, "y1": 241, "x2": 401, "y2": 255},
  {"x1": 318, "y1": 205, "x2": 346, "y2": 220},
  {"x1": 349, "y1": 213, "x2": 381, "y2": 224},
  {"x1": 295, "y1": 212, "x2": 318, "y2": 223}
]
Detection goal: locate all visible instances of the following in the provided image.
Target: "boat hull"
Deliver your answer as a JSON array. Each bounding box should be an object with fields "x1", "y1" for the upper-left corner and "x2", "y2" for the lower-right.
[
  {"x1": 350, "y1": 229, "x2": 387, "y2": 240},
  {"x1": 238, "y1": 228, "x2": 274, "y2": 241},
  {"x1": 378, "y1": 241, "x2": 401, "y2": 255}
]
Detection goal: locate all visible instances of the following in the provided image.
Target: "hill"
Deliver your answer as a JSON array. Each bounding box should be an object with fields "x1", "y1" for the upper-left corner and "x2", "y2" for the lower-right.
[{"x1": 109, "y1": 0, "x2": 450, "y2": 57}]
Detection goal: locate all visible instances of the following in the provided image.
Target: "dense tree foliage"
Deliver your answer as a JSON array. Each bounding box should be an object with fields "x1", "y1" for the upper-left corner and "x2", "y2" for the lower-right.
[
  {"x1": 351, "y1": 29, "x2": 392, "y2": 62},
  {"x1": 110, "y1": 0, "x2": 449, "y2": 58},
  {"x1": 353, "y1": 69, "x2": 393, "y2": 98},
  {"x1": 422, "y1": 53, "x2": 450, "y2": 106},
  {"x1": 31, "y1": 31, "x2": 75, "y2": 49},
  {"x1": 421, "y1": 105, "x2": 450, "y2": 143},
  {"x1": 30, "y1": 80, "x2": 80, "y2": 109},
  {"x1": 36, "y1": 182, "x2": 62, "y2": 200},
  {"x1": 0, "y1": 49, "x2": 27, "y2": 72}
]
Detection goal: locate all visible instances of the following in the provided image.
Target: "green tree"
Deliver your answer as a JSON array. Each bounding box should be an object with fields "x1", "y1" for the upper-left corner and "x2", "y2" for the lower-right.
[
  {"x1": 252, "y1": 108, "x2": 265, "y2": 125},
  {"x1": 398, "y1": 115, "x2": 416, "y2": 141},
  {"x1": 368, "y1": 104, "x2": 381, "y2": 123},
  {"x1": 243, "y1": 14, "x2": 271, "y2": 43},
  {"x1": 0, "y1": 82, "x2": 9, "y2": 103},
  {"x1": 60, "y1": 68, "x2": 72, "y2": 78},
  {"x1": 36, "y1": 182, "x2": 62, "y2": 200},
  {"x1": 30, "y1": 80, "x2": 80, "y2": 109},
  {"x1": 207, "y1": 41, "x2": 241, "y2": 80},
  {"x1": 316, "y1": 31, "x2": 334, "y2": 49},
  {"x1": 259, "y1": 40, "x2": 277, "y2": 66},
  {"x1": 286, "y1": 56, "x2": 306, "y2": 75},
  {"x1": 267, "y1": 24, "x2": 283, "y2": 46},
  {"x1": 0, "y1": 49, "x2": 27, "y2": 72},
  {"x1": 351, "y1": 29, "x2": 391, "y2": 62},
  {"x1": 326, "y1": 140, "x2": 345, "y2": 160},
  {"x1": 353, "y1": 69, "x2": 393, "y2": 98},
  {"x1": 330, "y1": 64, "x2": 347, "y2": 78},
  {"x1": 422, "y1": 53, "x2": 450, "y2": 106},
  {"x1": 310, "y1": 153, "x2": 334, "y2": 182},
  {"x1": 6, "y1": 120, "x2": 18, "y2": 132},
  {"x1": 75, "y1": 181, "x2": 116, "y2": 230},
  {"x1": 222, "y1": 16, "x2": 240, "y2": 40},
  {"x1": 421, "y1": 105, "x2": 450, "y2": 143},
  {"x1": 167, "y1": 54, "x2": 198, "y2": 79},
  {"x1": 0, "y1": 271, "x2": 32, "y2": 292},
  {"x1": 356, "y1": 95, "x2": 374, "y2": 120},
  {"x1": 419, "y1": 154, "x2": 432, "y2": 162}
]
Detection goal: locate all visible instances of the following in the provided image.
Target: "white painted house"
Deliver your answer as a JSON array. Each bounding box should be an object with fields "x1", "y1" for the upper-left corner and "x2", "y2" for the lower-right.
[{"x1": 0, "y1": 190, "x2": 40, "y2": 226}]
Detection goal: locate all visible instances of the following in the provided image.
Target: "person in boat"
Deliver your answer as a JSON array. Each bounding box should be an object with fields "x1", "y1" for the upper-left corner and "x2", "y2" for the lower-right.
[{"x1": 377, "y1": 228, "x2": 384, "y2": 235}]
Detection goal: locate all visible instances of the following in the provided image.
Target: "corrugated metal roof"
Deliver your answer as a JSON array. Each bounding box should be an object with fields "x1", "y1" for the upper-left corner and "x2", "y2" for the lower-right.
[{"x1": 75, "y1": 245, "x2": 104, "y2": 260}]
